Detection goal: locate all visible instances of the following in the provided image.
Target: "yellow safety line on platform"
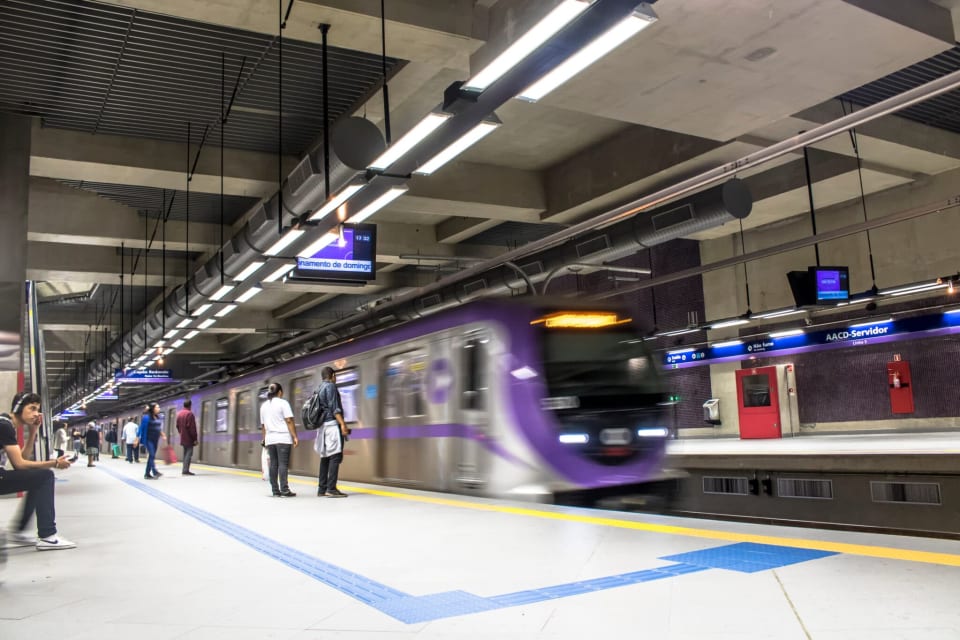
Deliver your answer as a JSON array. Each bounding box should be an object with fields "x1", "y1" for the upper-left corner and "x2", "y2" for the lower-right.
[{"x1": 194, "y1": 465, "x2": 960, "y2": 568}]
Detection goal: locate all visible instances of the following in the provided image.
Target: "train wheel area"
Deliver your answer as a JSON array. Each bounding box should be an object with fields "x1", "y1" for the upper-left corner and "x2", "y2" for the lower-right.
[{"x1": 2, "y1": 457, "x2": 958, "y2": 638}]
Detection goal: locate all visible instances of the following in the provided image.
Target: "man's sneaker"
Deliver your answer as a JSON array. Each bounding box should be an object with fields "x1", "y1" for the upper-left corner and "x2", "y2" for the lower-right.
[
  {"x1": 325, "y1": 489, "x2": 348, "y2": 498},
  {"x1": 6, "y1": 529, "x2": 36, "y2": 547},
  {"x1": 36, "y1": 535, "x2": 76, "y2": 551}
]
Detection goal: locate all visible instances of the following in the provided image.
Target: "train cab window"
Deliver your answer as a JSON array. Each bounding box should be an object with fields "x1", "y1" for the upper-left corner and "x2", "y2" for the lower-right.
[
  {"x1": 236, "y1": 391, "x2": 252, "y2": 430},
  {"x1": 336, "y1": 369, "x2": 361, "y2": 423},
  {"x1": 462, "y1": 335, "x2": 488, "y2": 411},
  {"x1": 384, "y1": 351, "x2": 428, "y2": 418},
  {"x1": 291, "y1": 375, "x2": 314, "y2": 428},
  {"x1": 215, "y1": 398, "x2": 229, "y2": 432},
  {"x1": 741, "y1": 374, "x2": 771, "y2": 407}
]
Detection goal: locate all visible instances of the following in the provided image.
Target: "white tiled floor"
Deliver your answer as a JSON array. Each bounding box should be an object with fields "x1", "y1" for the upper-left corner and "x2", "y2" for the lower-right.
[{"x1": 2, "y1": 457, "x2": 958, "y2": 639}]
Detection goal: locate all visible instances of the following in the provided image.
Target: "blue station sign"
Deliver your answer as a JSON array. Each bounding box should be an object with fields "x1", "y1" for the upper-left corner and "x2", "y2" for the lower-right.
[
  {"x1": 114, "y1": 368, "x2": 176, "y2": 384},
  {"x1": 664, "y1": 310, "x2": 960, "y2": 368}
]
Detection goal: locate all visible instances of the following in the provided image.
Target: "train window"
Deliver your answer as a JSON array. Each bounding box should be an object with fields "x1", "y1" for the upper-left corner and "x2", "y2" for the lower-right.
[
  {"x1": 542, "y1": 329, "x2": 658, "y2": 395},
  {"x1": 258, "y1": 386, "x2": 270, "y2": 401},
  {"x1": 291, "y1": 376, "x2": 314, "y2": 428},
  {"x1": 215, "y1": 398, "x2": 229, "y2": 432},
  {"x1": 384, "y1": 351, "x2": 428, "y2": 418},
  {"x1": 337, "y1": 369, "x2": 360, "y2": 423},
  {"x1": 741, "y1": 374, "x2": 771, "y2": 407},
  {"x1": 462, "y1": 335, "x2": 487, "y2": 411},
  {"x1": 236, "y1": 391, "x2": 252, "y2": 430}
]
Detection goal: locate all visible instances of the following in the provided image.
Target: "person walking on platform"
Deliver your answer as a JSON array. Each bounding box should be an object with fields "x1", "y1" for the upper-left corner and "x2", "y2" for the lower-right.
[
  {"x1": 69, "y1": 427, "x2": 82, "y2": 463},
  {"x1": 84, "y1": 421, "x2": 100, "y2": 467},
  {"x1": 122, "y1": 417, "x2": 140, "y2": 463},
  {"x1": 1, "y1": 392, "x2": 76, "y2": 550},
  {"x1": 176, "y1": 399, "x2": 198, "y2": 476},
  {"x1": 315, "y1": 367, "x2": 350, "y2": 498},
  {"x1": 259, "y1": 383, "x2": 298, "y2": 497},
  {"x1": 138, "y1": 403, "x2": 165, "y2": 480},
  {"x1": 52, "y1": 422, "x2": 69, "y2": 459}
]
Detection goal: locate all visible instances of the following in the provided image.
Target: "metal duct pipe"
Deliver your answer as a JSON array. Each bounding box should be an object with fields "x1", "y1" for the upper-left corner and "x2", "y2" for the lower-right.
[
  {"x1": 68, "y1": 118, "x2": 385, "y2": 398},
  {"x1": 243, "y1": 179, "x2": 752, "y2": 363}
]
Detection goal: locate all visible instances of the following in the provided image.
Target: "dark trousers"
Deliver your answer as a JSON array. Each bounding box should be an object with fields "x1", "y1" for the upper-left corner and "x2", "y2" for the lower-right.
[
  {"x1": 182, "y1": 445, "x2": 194, "y2": 473},
  {"x1": 126, "y1": 443, "x2": 140, "y2": 462},
  {"x1": 318, "y1": 452, "x2": 343, "y2": 494},
  {"x1": 144, "y1": 437, "x2": 159, "y2": 477},
  {"x1": 266, "y1": 443, "x2": 292, "y2": 493},
  {"x1": 0, "y1": 468, "x2": 58, "y2": 538}
]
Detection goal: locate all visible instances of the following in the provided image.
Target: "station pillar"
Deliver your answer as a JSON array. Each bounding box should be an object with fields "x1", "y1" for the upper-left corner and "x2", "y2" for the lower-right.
[{"x1": 0, "y1": 113, "x2": 32, "y2": 402}]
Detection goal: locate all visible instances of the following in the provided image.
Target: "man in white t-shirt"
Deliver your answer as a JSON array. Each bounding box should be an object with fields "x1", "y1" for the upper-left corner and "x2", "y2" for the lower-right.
[
  {"x1": 122, "y1": 419, "x2": 140, "y2": 463},
  {"x1": 259, "y1": 382, "x2": 299, "y2": 497}
]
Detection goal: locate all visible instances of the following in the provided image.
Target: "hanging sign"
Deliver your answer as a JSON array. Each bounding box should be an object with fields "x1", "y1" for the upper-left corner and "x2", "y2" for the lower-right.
[{"x1": 113, "y1": 368, "x2": 175, "y2": 384}]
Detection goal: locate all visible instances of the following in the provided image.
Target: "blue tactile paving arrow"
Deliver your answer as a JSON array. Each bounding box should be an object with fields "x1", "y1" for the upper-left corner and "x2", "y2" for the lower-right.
[{"x1": 103, "y1": 468, "x2": 836, "y2": 624}]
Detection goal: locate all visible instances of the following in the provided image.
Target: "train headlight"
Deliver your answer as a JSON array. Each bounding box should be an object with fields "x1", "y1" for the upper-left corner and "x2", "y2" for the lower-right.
[
  {"x1": 558, "y1": 433, "x2": 589, "y2": 444},
  {"x1": 637, "y1": 427, "x2": 669, "y2": 438}
]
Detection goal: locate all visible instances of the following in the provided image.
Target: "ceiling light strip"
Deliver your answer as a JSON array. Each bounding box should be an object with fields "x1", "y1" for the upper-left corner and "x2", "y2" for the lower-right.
[
  {"x1": 309, "y1": 185, "x2": 365, "y2": 221},
  {"x1": 415, "y1": 121, "x2": 501, "y2": 175},
  {"x1": 346, "y1": 186, "x2": 408, "y2": 224},
  {"x1": 368, "y1": 113, "x2": 450, "y2": 171},
  {"x1": 264, "y1": 229, "x2": 305, "y2": 256}
]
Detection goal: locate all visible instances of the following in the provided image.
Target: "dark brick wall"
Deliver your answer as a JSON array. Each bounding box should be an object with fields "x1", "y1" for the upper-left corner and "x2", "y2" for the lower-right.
[{"x1": 750, "y1": 335, "x2": 960, "y2": 423}]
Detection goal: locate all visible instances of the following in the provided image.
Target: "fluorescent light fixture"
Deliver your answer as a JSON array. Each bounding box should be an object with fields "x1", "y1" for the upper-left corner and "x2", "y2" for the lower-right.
[
  {"x1": 368, "y1": 113, "x2": 450, "y2": 171},
  {"x1": 519, "y1": 5, "x2": 658, "y2": 101},
  {"x1": 263, "y1": 263, "x2": 294, "y2": 282},
  {"x1": 637, "y1": 427, "x2": 668, "y2": 438},
  {"x1": 346, "y1": 186, "x2": 408, "y2": 224},
  {"x1": 666, "y1": 348, "x2": 696, "y2": 356},
  {"x1": 849, "y1": 318, "x2": 892, "y2": 328},
  {"x1": 215, "y1": 304, "x2": 237, "y2": 318},
  {"x1": 197, "y1": 318, "x2": 216, "y2": 330},
  {"x1": 171, "y1": 339, "x2": 185, "y2": 348},
  {"x1": 712, "y1": 339, "x2": 743, "y2": 348},
  {"x1": 163, "y1": 330, "x2": 179, "y2": 339},
  {"x1": 510, "y1": 366, "x2": 538, "y2": 380},
  {"x1": 183, "y1": 330, "x2": 199, "y2": 340},
  {"x1": 309, "y1": 184, "x2": 365, "y2": 221},
  {"x1": 210, "y1": 285, "x2": 234, "y2": 301},
  {"x1": 236, "y1": 287, "x2": 262, "y2": 303},
  {"x1": 298, "y1": 232, "x2": 339, "y2": 258},
  {"x1": 945, "y1": 307, "x2": 960, "y2": 316},
  {"x1": 710, "y1": 319, "x2": 749, "y2": 330},
  {"x1": 152, "y1": 341, "x2": 166, "y2": 348},
  {"x1": 263, "y1": 229, "x2": 305, "y2": 256},
  {"x1": 884, "y1": 282, "x2": 948, "y2": 297},
  {"x1": 232, "y1": 261, "x2": 264, "y2": 283},
  {"x1": 415, "y1": 120, "x2": 500, "y2": 175},
  {"x1": 191, "y1": 304, "x2": 211, "y2": 317},
  {"x1": 464, "y1": 0, "x2": 592, "y2": 92},
  {"x1": 658, "y1": 328, "x2": 700, "y2": 337},
  {"x1": 753, "y1": 308, "x2": 803, "y2": 320},
  {"x1": 558, "y1": 433, "x2": 589, "y2": 445},
  {"x1": 177, "y1": 319, "x2": 192, "y2": 329},
  {"x1": 770, "y1": 329, "x2": 805, "y2": 338}
]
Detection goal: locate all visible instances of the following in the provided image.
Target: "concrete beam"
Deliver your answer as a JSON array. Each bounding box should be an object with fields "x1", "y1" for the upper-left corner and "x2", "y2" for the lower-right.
[
  {"x1": 98, "y1": 0, "x2": 483, "y2": 67},
  {"x1": 841, "y1": 0, "x2": 954, "y2": 43},
  {"x1": 28, "y1": 178, "x2": 221, "y2": 251},
  {"x1": 435, "y1": 217, "x2": 501, "y2": 244},
  {"x1": 28, "y1": 242, "x2": 187, "y2": 285},
  {"x1": 374, "y1": 221, "x2": 502, "y2": 262},
  {"x1": 30, "y1": 123, "x2": 297, "y2": 198}
]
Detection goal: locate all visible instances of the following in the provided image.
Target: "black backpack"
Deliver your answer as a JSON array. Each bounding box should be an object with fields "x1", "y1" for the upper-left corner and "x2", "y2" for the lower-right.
[{"x1": 301, "y1": 382, "x2": 328, "y2": 430}]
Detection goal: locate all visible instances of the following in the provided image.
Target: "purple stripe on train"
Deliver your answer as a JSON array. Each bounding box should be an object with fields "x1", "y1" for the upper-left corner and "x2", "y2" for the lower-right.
[{"x1": 183, "y1": 301, "x2": 666, "y2": 489}]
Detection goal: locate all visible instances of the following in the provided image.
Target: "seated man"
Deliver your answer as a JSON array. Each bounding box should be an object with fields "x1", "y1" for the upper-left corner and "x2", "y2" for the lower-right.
[{"x1": 1, "y1": 392, "x2": 75, "y2": 550}]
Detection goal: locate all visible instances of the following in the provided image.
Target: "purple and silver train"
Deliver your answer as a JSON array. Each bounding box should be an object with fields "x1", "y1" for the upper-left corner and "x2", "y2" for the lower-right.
[{"x1": 111, "y1": 299, "x2": 671, "y2": 500}]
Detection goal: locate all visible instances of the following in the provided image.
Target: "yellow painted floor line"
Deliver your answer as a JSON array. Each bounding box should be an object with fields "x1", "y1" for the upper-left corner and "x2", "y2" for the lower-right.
[{"x1": 191, "y1": 464, "x2": 960, "y2": 568}]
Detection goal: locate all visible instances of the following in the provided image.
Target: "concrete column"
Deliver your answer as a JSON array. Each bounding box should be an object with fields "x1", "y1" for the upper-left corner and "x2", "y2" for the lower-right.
[{"x1": 0, "y1": 113, "x2": 32, "y2": 383}]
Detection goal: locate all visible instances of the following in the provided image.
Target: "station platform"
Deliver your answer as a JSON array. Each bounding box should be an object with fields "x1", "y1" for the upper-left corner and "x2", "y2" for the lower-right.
[{"x1": 2, "y1": 456, "x2": 959, "y2": 639}]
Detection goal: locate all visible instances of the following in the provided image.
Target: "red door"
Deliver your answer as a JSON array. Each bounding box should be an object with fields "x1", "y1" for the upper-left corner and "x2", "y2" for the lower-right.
[{"x1": 736, "y1": 367, "x2": 782, "y2": 439}]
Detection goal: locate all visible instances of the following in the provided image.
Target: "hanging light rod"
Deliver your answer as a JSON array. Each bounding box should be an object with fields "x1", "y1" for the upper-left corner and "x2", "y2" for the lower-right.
[{"x1": 518, "y1": 4, "x2": 658, "y2": 102}]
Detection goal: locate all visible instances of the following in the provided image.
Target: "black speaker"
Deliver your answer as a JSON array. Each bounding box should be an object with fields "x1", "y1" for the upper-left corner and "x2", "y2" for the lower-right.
[{"x1": 787, "y1": 270, "x2": 815, "y2": 307}]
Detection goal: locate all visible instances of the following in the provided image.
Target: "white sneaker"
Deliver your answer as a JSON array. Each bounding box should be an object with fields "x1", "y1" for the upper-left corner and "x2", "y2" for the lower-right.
[
  {"x1": 36, "y1": 535, "x2": 76, "y2": 551},
  {"x1": 6, "y1": 529, "x2": 36, "y2": 547}
]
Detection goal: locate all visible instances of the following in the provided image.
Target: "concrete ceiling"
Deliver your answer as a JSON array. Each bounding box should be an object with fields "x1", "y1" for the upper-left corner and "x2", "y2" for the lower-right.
[{"x1": 3, "y1": 0, "x2": 959, "y2": 407}]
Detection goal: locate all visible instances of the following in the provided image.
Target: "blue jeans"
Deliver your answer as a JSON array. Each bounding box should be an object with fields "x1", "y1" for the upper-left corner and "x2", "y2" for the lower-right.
[
  {"x1": 144, "y1": 437, "x2": 159, "y2": 477},
  {"x1": 1, "y1": 468, "x2": 58, "y2": 538},
  {"x1": 266, "y1": 443, "x2": 292, "y2": 493},
  {"x1": 126, "y1": 443, "x2": 140, "y2": 462}
]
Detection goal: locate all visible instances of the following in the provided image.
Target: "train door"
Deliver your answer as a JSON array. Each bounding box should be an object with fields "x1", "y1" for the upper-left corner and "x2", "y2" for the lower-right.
[
  {"x1": 199, "y1": 399, "x2": 211, "y2": 461},
  {"x1": 234, "y1": 388, "x2": 260, "y2": 468},
  {"x1": 207, "y1": 397, "x2": 231, "y2": 466},
  {"x1": 377, "y1": 349, "x2": 428, "y2": 484},
  {"x1": 288, "y1": 374, "x2": 314, "y2": 475},
  {"x1": 166, "y1": 408, "x2": 177, "y2": 445},
  {"x1": 456, "y1": 332, "x2": 489, "y2": 488}
]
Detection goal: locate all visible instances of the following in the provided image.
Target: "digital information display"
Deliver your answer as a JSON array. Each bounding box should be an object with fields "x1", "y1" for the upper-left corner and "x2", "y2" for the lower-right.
[
  {"x1": 295, "y1": 224, "x2": 377, "y2": 282},
  {"x1": 114, "y1": 368, "x2": 175, "y2": 384},
  {"x1": 813, "y1": 267, "x2": 849, "y2": 302}
]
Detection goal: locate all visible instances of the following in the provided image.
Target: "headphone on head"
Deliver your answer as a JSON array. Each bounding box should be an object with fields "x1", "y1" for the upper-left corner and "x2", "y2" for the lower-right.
[{"x1": 12, "y1": 393, "x2": 26, "y2": 416}]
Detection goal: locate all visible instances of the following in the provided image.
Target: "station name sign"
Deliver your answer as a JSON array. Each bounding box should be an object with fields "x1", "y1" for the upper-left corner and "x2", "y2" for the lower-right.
[
  {"x1": 664, "y1": 310, "x2": 960, "y2": 368},
  {"x1": 114, "y1": 368, "x2": 175, "y2": 384}
]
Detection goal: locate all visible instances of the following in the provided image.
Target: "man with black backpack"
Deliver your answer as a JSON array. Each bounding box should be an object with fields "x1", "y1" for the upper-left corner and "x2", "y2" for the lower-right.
[{"x1": 313, "y1": 367, "x2": 350, "y2": 498}]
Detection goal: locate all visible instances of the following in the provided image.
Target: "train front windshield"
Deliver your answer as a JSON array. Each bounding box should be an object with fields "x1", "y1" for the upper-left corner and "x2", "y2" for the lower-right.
[{"x1": 539, "y1": 327, "x2": 667, "y2": 465}]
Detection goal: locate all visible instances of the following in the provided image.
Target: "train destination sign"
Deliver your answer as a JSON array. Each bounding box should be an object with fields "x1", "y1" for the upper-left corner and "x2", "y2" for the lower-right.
[
  {"x1": 113, "y1": 368, "x2": 176, "y2": 384},
  {"x1": 664, "y1": 309, "x2": 960, "y2": 368}
]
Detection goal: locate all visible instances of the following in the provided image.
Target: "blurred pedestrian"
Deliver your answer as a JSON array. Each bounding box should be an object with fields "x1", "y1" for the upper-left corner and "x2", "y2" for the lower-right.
[
  {"x1": 138, "y1": 403, "x2": 165, "y2": 480},
  {"x1": 52, "y1": 422, "x2": 69, "y2": 459},
  {"x1": 122, "y1": 417, "x2": 140, "y2": 463},
  {"x1": 84, "y1": 422, "x2": 100, "y2": 467},
  {"x1": 175, "y1": 399, "x2": 198, "y2": 476},
  {"x1": 1, "y1": 391, "x2": 75, "y2": 550},
  {"x1": 69, "y1": 427, "x2": 82, "y2": 463},
  {"x1": 259, "y1": 383, "x2": 298, "y2": 497}
]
